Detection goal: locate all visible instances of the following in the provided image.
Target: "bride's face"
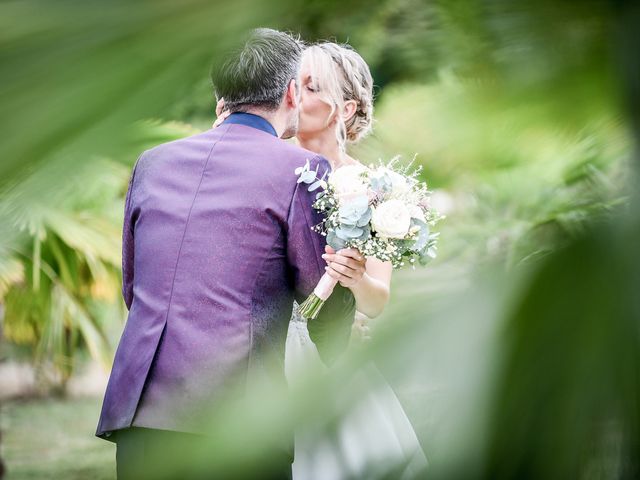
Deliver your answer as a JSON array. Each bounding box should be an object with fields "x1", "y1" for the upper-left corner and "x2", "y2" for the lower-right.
[{"x1": 297, "y1": 58, "x2": 336, "y2": 140}]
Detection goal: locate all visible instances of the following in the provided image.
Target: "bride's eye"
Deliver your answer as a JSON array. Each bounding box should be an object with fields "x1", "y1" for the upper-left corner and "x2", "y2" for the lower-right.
[{"x1": 306, "y1": 84, "x2": 319, "y2": 93}]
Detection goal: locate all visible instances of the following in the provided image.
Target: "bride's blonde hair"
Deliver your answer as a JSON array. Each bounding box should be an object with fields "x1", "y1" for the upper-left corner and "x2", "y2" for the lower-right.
[{"x1": 302, "y1": 42, "x2": 374, "y2": 150}]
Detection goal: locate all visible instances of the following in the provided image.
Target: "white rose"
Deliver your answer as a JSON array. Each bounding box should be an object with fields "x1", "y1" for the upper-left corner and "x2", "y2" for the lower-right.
[
  {"x1": 329, "y1": 164, "x2": 369, "y2": 199},
  {"x1": 407, "y1": 204, "x2": 426, "y2": 223},
  {"x1": 371, "y1": 199, "x2": 412, "y2": 239}
]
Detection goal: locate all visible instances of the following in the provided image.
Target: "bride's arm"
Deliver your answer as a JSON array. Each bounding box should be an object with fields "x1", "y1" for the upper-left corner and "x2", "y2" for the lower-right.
[
  {"x1": 347, "y1": 257, "x2": 392, "y2": 318},
  {"x1": 323, "y1": 248, "x2": 392, "y2": 318}
]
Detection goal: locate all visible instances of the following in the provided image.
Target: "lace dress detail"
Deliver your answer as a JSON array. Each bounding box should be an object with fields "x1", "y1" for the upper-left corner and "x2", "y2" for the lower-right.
[{"x1": 290, "y1": 301, "x2": 306, "y2": 323}]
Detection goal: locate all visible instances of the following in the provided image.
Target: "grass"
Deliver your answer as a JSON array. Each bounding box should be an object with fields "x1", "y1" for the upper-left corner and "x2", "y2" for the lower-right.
[{"x1": 1, "y1": 396, "x2": 115, "y2": 480}]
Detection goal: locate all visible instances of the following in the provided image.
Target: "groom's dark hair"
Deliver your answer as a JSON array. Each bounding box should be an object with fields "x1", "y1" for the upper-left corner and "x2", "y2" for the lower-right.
[{"x1": 212, "y1": 28, "x2": 303, "y2": 113}]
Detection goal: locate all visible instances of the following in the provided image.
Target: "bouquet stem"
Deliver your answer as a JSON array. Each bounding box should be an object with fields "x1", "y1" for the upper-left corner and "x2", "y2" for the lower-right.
[{"x1": 298, "y1": 273, "x2": 338, "y2": 321}]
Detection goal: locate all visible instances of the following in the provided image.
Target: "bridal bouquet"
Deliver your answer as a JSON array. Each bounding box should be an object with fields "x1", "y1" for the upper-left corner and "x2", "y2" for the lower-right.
[{"x1": 295, "y1": 158, "x2": 441, "y2": 320}]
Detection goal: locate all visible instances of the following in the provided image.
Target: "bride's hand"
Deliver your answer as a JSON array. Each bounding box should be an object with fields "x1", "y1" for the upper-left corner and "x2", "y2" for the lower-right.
[
  {"x1": 322, "y1": 246, "x2": 367, "y2": 288},
  {"x1": 212, "y1": 98, "x2": 230, "y2": 128}
]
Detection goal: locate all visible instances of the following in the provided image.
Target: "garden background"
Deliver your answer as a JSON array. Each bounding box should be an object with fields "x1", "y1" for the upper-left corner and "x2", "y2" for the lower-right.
[{"x1": 1, "y1": 0, "x2": 639, "y2": 478}]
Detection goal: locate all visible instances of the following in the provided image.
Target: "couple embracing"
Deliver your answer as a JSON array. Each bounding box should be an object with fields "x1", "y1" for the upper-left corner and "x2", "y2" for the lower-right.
[{"x1": 97, "y1": 28, "x2": 426, "y2": 479}]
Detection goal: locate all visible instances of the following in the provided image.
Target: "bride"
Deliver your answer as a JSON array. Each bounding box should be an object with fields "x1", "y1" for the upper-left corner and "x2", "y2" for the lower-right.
[
  {"x1": 214, "y1": 41, "x2": 427, "y2": 479},
  {"x1": 286, "y1": 42, "x2": 428, "y2": 479}
]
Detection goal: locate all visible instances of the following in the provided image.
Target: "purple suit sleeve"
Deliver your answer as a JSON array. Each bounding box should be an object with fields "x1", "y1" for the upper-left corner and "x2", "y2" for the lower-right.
[
  {"x1": 286, "y1": 155, "x2": 331, "y2": 303},
  {"x1": 121, "y1": 158, "x2": 140, "y2": 310},
  {"x1": 286, "y1": 155, "x2": 357, "y2": 365}
]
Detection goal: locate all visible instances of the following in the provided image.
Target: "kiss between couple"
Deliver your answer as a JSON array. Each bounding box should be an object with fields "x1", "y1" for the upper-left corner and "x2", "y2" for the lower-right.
[{"x1": 96, "y1": 28, "x2": 427, "y2": 479}]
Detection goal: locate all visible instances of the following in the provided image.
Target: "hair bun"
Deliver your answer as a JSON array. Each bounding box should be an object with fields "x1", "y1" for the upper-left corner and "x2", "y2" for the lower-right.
[{"x1": 338, "y1": 47, "x2": 374, "y2": 143}]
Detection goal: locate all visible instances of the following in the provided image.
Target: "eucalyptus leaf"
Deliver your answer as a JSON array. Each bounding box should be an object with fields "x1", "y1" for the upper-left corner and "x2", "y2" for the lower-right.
[
  {"x1": 295, "y1": 159, "x2": 313, "y2": 180},
  {"x1": 298, "y1": 170, "x2": 317, "y2": 184},
  {"x1": 336, "y1": 225, "x2": 364, "y2": 239},
  {"x1": 411, "y1": 219, "x2": 430, "y2": 251},
  {"x1": 326, "y1": 230, "x2": 347, "y2": 250},
  {"x1": 308, "y1": 179, "x2": 327, "y2": 192},
  {"x1": 370, "y1": 174, "x2": 392, "y2": 194},
  {"x1": 356, "y1": 208, "x2": 372, "y2": 227},
  {"x1": 338, "y1": 196, "x2": 369, "y2": 225},
  {"x1": 337, "y1": 214, "x2": 358, "y2": 226},
  {"x1": 418, "y1": 253, "x2": 431, "y2": 266},
  {"x1": 355, "y1": 225, "x2": 371, "y2": 241}
]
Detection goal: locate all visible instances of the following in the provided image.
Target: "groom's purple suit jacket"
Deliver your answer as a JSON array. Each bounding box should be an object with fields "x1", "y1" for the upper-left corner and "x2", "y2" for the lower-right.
[{"x1": 96, "y1": 113, "x2": 353, "y2": 440}]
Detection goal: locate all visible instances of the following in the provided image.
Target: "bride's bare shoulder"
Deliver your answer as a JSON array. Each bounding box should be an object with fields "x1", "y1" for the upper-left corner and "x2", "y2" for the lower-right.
[{"x1": 344, "y1": 154, "x2": 364, "y2": 167}]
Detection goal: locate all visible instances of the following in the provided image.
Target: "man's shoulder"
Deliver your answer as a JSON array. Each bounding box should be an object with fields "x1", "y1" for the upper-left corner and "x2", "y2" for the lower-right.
[
  {"x1": 140, "y1": 129, "x2": 219, "y2": 160},
  {"x1": 218, "y1": 125, "x2": 331, "y2": 176},
  {"x1": 136, "y1": 127, "x2": 330, "y2": 178}
]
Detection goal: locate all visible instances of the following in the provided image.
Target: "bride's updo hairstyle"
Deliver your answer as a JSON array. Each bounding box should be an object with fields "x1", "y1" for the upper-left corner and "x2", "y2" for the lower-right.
[{"x1": 303, "y1": 42, "x2": 374, "y2": 149}]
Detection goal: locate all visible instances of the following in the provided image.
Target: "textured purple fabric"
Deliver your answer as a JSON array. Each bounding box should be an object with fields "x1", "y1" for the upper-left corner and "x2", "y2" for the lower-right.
[{"x1": 96, "y1": 122, "x2": 332, "y2": 438}]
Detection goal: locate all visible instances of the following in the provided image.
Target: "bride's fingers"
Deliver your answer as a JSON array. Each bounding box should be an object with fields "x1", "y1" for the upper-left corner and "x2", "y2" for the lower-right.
[
  {"x1": 336, "y1": 248, "x2": 366, "y2": 263},
  {"x1": 326, "y1": 263, "x2": 351, "y2": 277},
  {"x1": 327, "y1": 262, "x2": 359, "y2": 278},
  {"x1": 325, "y1": 265, "x2": 351, "y2": 284},
  {"x1": 322, "y1": 253, "x2": 363, "y2": 270}
]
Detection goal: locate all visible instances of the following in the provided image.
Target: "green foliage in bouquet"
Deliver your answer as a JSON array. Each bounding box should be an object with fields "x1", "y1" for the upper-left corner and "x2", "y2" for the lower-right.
[{"x1": 297, "y1": 159, "x2": 442, "y2": 269}]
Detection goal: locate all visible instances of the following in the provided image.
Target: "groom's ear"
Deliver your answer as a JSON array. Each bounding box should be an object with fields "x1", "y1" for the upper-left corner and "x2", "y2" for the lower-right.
[{"x1": 285, "y1": 79, "x2": 298, "y2": 109}]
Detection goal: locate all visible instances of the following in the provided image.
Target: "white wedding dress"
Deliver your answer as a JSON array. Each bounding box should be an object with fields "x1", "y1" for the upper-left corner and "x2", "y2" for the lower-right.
[{"x1": 285, "y1": 306, "x2": 428, "y2": 479}]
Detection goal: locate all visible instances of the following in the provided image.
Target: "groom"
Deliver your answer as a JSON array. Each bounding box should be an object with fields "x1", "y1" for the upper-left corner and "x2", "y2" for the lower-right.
[{"x1": 96, "y1": 29, "x2": 358, "y2": 479}]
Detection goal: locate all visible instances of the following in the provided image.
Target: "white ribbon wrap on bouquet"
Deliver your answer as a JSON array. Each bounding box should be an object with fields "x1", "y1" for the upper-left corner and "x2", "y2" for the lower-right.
[{"x1": 312, "y1": 273, "x2": 338, "y2": 301}]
